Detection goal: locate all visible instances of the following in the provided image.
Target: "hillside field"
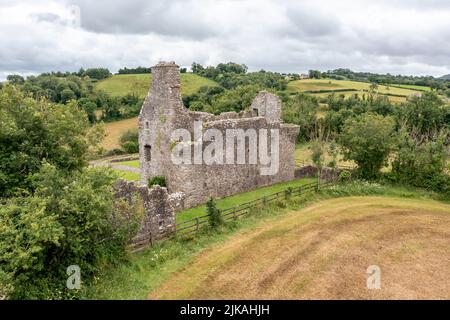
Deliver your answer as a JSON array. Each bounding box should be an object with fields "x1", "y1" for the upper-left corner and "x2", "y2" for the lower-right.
[
  {"x1": 95, "y1": 73, "x2": 219, "y2": 98},
  {"x1": 150, "y1": 196, "x2": 450, "y2": 300},
  {"x1": 287, "y1": 79, "x2": 425, "y2": 103}
]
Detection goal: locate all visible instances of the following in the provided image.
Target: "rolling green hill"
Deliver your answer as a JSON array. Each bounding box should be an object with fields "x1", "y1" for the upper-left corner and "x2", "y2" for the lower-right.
[
  {"x1": 287, "y1": 79, "x2": 424, "y2": 103},
  {"x1": 94, "y1": 73, "x2": 219, "y2": 98}
]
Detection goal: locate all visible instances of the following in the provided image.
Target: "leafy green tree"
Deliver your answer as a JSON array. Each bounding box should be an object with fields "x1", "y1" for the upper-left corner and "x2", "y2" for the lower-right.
[
  {"x1": 0, "y1": 165, "x2": 137, "y2": 299},
  {"x1": 399, "y1": 92, "x2": 447, "y2": 138},
  {"x1": 6, "y1": 75, "x2": 24, "y2": 85},
  {"x1": 339, "y1": 113, "x2": 396, "y2": 179},
  {"x1": 282, "y1": 93, "x2": 319, "y2": 142},
  {"x1": 119, "y1": 129, "x2": 139, "y2": 154},
  {"x1": 60, "y1": 88, "x2": 76, "y2": 103},
  {"x1": 0, "y1": 85, "x2": 91, "y2": 195},
  {"x1": 84, "y1": 68, "x2": 111, "y2": 80}
]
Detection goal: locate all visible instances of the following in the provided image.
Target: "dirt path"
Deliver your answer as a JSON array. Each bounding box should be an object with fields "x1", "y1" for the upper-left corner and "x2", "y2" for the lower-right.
[{"x1": 149, "y1": 196, "x2": 450, "y2": 300}]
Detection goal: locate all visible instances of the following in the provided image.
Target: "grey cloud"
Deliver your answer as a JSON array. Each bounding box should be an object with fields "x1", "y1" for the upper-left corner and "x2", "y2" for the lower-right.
[{"x1": 68, "y1": 0, "x2": 218, "y2": 39}]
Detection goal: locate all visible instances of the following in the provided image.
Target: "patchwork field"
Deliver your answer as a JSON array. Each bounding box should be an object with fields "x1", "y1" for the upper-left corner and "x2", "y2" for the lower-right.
[
  {"x1": 287, "y1": 79, "x2": 425, "y2": 103},
  {"x1": 95, "y1": 73, "x2": 219, "y2": 98},
  {"x1": 150, "y1": 196, "x2": 450, "y2": 300}
]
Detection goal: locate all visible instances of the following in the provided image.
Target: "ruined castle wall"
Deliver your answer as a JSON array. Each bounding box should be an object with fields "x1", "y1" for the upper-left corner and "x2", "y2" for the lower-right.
[
  {"x1": 113, "y1": 180, "x2": 184, "y2": 249},
  {"x1": 139, "y1": 61, "x2": 300, "y2": 209}
]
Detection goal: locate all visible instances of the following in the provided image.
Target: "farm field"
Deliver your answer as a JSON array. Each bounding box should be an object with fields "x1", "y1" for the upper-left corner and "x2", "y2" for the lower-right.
[
  {"x1": 101, "y1": 117, "x2": 138, "y2": 150},
  {"x1": 150, "y1": 196, "x2": 450, "y2": 300},
  {"x1": 287, "y1": 79, "x2": 424, "y2": 103},
  {"x1": 94, "y1": 73, "x2": 219, "y2": 98},
  {"x1": 295, "y1": 143, "x2": 355, "y2": 168}
]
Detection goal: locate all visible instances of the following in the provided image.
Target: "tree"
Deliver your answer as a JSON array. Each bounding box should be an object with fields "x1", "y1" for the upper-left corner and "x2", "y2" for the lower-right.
[
  {"x1": 84, "y1": 68, "x2": 111, "y2": 80},
  {"x1": 6, "y1": 75, "x2": 24, "y2": 85},
  {"x1": 0, "y1": 165, "x2": 137, "y2": 299},
  {"x1": 207, "y1": 197, "x2": 223, "y2": 229},
  {"x1": 0, "y1": 85, "x2": 91, "y2": 195},
  {"x1": 60, "y1": 88, "x2": 76, "y2": 103},
  {"x1": 308, "y1": 70, "x2": 322, "y2": 79},
  {"x1": 119, "y1": 129, "x2": 139, "y2": 154},
  {"x1": 339, "y1": 113, "x2": 396, "y2": 179}
]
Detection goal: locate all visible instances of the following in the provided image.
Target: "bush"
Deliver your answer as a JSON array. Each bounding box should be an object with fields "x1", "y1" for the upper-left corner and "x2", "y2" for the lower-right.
[
  {"x1": 338, "y1": 170, "x2": 352, "y2": 183},
  {"x1": 207, "y1": 197, "x2": 223, "y2": 229},
  {"x1": 148, "y1": 176, "x2": 166, "y2": 187},
  {"x1": 0, "y1": 165, "x2": 138, "y2": 299},
  {"x1": 119, "y1": 129, "x2": 139, "y2": 154}
]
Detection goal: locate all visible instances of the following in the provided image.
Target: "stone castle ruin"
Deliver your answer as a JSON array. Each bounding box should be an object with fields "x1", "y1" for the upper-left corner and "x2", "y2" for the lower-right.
[
  {"x1": 138, "y1": 61, "x2": 299, "y2": 208},
  {"x1": 115, "y1": 61, "x2": 300, "y2": 249}
]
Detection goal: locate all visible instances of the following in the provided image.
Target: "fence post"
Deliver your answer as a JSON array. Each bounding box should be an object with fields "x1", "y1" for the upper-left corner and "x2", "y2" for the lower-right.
[
  {"x1": 263, "y1": 196, "x2": 267, "y2": 206},
  {"x1": 195, "y1": 217, "x2": 199, "y2": 232},
  {"x1": 233, "y1": 207, "x2": 237, "y2": 220}
]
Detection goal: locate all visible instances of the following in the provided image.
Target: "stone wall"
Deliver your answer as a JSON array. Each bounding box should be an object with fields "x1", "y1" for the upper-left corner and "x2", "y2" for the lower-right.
[{"x1": 113, "y1": 179, "x2": 184, "y2": 250}]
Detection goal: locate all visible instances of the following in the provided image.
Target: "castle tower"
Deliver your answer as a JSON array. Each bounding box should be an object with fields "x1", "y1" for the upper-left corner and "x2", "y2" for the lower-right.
[{"x1": 138, "y1": 62, "x2": 186, "y2": 186}]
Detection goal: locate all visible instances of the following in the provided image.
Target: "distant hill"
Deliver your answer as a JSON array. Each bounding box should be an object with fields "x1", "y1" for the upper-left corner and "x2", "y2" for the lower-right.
[
  {"x1": 439, "y1": 74, "x2": 450, "y2": 80},
  {"x1": 94, "y1": 73, "x2": 219, "y2": 98}
]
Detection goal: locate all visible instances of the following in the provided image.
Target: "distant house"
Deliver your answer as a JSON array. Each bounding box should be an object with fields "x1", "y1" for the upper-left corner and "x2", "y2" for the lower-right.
[{"x1": 300, "y1": 74, "x2": 310, "y2": 80}]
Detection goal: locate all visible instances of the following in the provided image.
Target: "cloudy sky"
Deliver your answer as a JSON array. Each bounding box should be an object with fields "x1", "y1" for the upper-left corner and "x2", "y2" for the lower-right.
[{"x1": 1, "y1": 0, "x2": 449, "y2": 80}]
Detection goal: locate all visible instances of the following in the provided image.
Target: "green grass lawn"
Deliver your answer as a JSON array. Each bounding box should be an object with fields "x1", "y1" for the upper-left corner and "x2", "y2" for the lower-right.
[
  {"x1": 118, "y1": 160, "x2": 140, "y2": 168},
  {"x1": 114, "y1": 170, "x2": 140, "y2": 181},
  {"x1": 95, "y1": 73, "x2": 219, "y2": 98},
  {"x1": 176, "y1": 177, "x2": 315, "y2": 224}
]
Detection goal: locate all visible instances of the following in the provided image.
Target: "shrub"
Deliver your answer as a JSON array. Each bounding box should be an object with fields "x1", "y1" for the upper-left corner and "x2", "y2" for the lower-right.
[
  {"x1": 338, "y1": 170, "x2": 352, "y2": 183},
  {"x1": 148, "y1": 176, "x2": 166, "y2": 187},
  {"x1": 119, "y1": 129, "x2": 139, "y2": 154},
  {"x1": 0, "y1": 165, "x2": 138, "y2": 299},
  {"x1": 207, "y1": 197, "x2": 223, "y2": 229}
]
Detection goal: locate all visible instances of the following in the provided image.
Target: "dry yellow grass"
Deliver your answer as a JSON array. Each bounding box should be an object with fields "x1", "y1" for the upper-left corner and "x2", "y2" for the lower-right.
[
  {"x1": 101, "y1": 117, "x2": 138, "y2": 150},
  {"x1": 149, "y1": 196, "x2": 450, "y2": 300}
]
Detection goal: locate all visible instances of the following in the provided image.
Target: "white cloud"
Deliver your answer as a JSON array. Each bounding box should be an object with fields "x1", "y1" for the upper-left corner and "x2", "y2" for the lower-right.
[{"x1": 0, "y1": 0, "x2": 449, "y2": 79}]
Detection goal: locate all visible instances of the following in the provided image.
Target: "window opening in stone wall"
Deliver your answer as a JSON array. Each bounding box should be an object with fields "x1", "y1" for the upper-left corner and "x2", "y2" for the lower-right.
[{"x1": 145, "y1": 145, "x2": 151, "y2": 162}]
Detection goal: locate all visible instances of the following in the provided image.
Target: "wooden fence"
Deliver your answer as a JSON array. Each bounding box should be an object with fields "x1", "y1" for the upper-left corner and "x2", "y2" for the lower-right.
[{"x1": 175, "y1": 180, "x2": 335, "y2": 237}]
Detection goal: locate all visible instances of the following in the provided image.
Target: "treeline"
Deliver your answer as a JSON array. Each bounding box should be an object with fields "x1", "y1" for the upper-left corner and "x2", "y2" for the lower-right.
[
  {"x1": 326, "y1": 68, "x2": 450, "y2": 90},
  {"x1": 296, "y1": 91, "x2": 450, "y2": 195},
  {"x1": 3, "y1": 71, "x2": 141, "y2": 124}
]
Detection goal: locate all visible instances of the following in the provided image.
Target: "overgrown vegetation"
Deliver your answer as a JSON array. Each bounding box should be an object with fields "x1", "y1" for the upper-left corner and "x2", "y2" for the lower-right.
[
  {"x1": 0, "y1": 86, "x2": 139, "y2": 299},
  {"x1": 148, "y1": 176, "x2": 166, "y2": 187}
]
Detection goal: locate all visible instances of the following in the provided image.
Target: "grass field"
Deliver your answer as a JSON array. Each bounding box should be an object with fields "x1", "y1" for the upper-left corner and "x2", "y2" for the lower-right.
[
  {"x1": 151, "y1": 196, "x2": 450, "y2": 299},
  {"x1": 95, "y1": 73, "x2": 219, "y2": 98},
  {"x1": 114, "y1": 170, "x2": 140, "y2": 181},
  {"x1": 176, "y1": 177, "x2": 315, "y2": 224},
  {"x1": 287, "y1": 79, "x2": 423, "y2": 103},
  {"x1": 98, "y1": 73, "x2": 218, "y2": 150},
  {"x1": 101, "y1": 117, "x2": 138, "y2": 150},
  {"x1": 295, "y1": 142, "x2": 355, "y2": 168},
  {"x1": 85, "y1": 183, "x2": 449, "y2": 300}
]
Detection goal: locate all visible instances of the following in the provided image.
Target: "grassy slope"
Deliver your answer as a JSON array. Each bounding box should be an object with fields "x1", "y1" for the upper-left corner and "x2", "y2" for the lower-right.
[
  {"x1": 98, "y1": 74, "x2": 218, "y2": 150},
  {"x1": 151, "y1": 195, "x2": 450, "y2": 299},
  {"x1": 85, "y1": 182, "x2": 449, "y2": 300},
  {"x1": 95, "y1": 73, "x2": 219, "y2": 98},
  {"x1": 287, "y1": 79, "x2": 424, "y2": 103}
]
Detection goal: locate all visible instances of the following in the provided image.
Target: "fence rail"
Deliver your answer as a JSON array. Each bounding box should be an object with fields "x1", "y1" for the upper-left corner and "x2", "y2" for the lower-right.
[{"x1": 174, "y1": 180, "x2": 335, "y2": 237}]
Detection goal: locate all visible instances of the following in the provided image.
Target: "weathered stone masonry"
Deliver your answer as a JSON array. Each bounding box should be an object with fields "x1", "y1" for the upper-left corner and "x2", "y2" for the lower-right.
[
  {"x1": 114, "y1": 61, "x2": 301, "y2": 248},
  {"x1": 138, "y1": 61, "x2": 300, "y2": 208}
]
